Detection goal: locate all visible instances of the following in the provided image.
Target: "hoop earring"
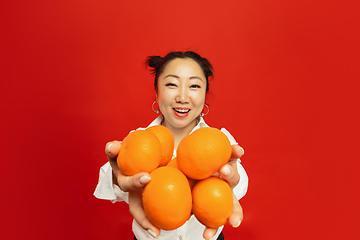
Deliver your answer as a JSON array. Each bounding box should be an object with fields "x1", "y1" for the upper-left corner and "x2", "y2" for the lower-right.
[
  {"x1": 201, "y1": 103, "x2": 209, "y2": 117},
  {"x1": 152, "y1": 101, "x2": 159, "y2": 113}
]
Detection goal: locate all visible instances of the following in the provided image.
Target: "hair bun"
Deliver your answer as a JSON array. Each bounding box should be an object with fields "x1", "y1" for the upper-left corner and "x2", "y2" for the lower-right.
[{"x1": 147, "y1": 56, "x2": 163, "y2": 68}]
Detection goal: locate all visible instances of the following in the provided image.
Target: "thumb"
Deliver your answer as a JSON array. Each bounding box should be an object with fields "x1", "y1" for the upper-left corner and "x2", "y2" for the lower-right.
[
  {"x1": 119, "y1": 173, "x2": 152, "y2": 192},
  {"x1": 230, "y1": 145, "x2": 244, "y2": 159},
  {"x1": 105, "y1": 141, "x2": 122, "y2": 160},
  {"x1": 203, "y1": 228, "x2": 218, "y2": 240}
]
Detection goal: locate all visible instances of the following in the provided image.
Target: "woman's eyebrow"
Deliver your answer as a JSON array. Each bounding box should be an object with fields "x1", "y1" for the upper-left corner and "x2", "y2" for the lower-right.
[
  {"x1": 164, "y1": 74, "x2": 203, "y2": 82},
  {"x1": 189, "y1": 76, "x2": 203, "y2": 82},
  {"x1": 164, "y1": 74, "x2": 180, "y2": 79}
]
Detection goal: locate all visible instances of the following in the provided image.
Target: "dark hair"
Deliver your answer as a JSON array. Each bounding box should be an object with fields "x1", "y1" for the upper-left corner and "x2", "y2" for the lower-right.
[{"x1": 146, "y1": 51, "x2": 213, "y2": 94}]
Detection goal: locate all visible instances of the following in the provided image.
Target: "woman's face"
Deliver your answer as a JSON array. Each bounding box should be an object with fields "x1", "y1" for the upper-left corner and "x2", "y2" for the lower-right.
[{"x1": 157, "y1": 58, "x2": 206, "y2": 131}]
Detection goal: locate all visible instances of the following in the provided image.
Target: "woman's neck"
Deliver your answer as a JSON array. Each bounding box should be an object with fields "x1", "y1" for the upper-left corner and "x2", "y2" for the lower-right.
[{"x1": 162, "y1": 118, "x2": 198, "y2": 150}]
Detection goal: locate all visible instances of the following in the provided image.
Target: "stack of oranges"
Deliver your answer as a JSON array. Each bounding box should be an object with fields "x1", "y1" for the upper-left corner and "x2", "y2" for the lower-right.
[{"x1": 117, "y1": 126, "x2": 233, "y2": 230}]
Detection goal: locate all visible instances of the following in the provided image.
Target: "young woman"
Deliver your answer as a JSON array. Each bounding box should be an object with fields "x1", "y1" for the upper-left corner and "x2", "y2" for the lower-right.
[{"x1": 94, "y1": 51, "x2": 248, "y2": 240}]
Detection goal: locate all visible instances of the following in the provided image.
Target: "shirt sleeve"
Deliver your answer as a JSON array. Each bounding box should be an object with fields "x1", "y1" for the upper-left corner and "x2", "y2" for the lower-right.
[
  {"x1": 220, "y1": 128, "x2": 249, "y2": 200},
  {"x1": 94, "y1": 126, "x2": 248, "y2": 204},
  {"x1": 93, "y1": 162, "x2": 129, "y2": 204}
]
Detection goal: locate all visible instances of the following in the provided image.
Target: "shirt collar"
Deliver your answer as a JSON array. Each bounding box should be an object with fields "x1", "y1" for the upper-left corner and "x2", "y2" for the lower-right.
[
  {"x1": 190, "y1": 115, "x2": 208, "y2": 133},
  {"x1": 146, "y1": 115, "x2": 209, "y2": 132},
  {"x1": 147, "y1": 115, "x2": 164, "y2": 127}
]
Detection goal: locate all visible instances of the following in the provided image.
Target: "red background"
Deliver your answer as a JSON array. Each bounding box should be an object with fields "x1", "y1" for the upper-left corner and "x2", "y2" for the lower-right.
[{"x1": 1, "y1": 1, "x2": 359, "y2": 239}]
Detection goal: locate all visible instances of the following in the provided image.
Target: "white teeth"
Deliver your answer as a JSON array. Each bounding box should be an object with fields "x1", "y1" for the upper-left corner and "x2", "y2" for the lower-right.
[{"x1": 174, "y1": 108, "x2": 190, "y2": 113}]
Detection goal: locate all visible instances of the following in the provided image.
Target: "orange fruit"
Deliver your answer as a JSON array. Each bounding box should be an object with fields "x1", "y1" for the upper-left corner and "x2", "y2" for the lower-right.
[
  {"x1": 166, "y1": 157, "x2": 197, "y2": 190},
  {"x1": 166, "y1": 157, "x2": 178, "y2": 168},
  {"x1": 146, "y1": 125, "x2": 174, "y2": 166},
  {"x1": 142, "y1": 166, "x2": 192, "y2": 230},
  {"x1": 177, "y1": 127, "x2": 232, "y2": 180},
  {"x1": 117, "y1": 130, "x2": 161, "y2": 176},
  {"x1": 192, "y1": 177, "x2": 233, "y2": 228}
]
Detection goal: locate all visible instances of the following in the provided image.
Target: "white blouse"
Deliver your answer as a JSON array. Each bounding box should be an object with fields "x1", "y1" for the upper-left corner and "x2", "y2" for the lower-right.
[{"x1": 94, "y1": 115, "x2": 248, "y2": 240}]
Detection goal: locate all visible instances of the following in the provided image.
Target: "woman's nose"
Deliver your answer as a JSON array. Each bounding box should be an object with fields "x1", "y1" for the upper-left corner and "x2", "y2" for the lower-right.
[{"x1": 176, "y1": 86, "x2": 189, "y2": 103}]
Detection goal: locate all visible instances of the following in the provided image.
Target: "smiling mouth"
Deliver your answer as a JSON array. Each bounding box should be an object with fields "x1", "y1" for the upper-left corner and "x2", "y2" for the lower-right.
[{"x1": 173, "y1": 108, "x2": 190, "y2": 114}]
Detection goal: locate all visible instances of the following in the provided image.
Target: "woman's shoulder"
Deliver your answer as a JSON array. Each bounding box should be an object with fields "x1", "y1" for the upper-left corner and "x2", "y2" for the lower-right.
[
  {"x1": 219, "y1": 128, "x2": 238, "y2": 145},
  {"x1": 133, "y1": 115, "x2": 164, "y2": 131},
  {"x1": 200, "y1": 117, "x2": 238, "y2": 145}
]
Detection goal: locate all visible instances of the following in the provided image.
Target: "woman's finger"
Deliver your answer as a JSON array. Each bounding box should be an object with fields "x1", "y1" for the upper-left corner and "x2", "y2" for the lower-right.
[
  {"x1": 219, "y1": 164, "x2": 240, "y2": 189},
  {"x1": 106, "y1": 140, "x2": 124, "y2": 188},
  {"x1": 230, "y1": 145, "x2": 244, "y2": 159},
  {"x1": 129, "y1": 189, "x2": 161, "y2": 238},
  {"x1": 105, "y1": 140, "x2": 122, "y2": 160},
  {"x1": 228, "y1": 193, "x2": 243, "y2": 228},
  {"x1": 203, "y1": 227, "x2": 218, "y2": 240},
  {"x1": 118, "y1": 173, "x2": 152, "y2": 192}
]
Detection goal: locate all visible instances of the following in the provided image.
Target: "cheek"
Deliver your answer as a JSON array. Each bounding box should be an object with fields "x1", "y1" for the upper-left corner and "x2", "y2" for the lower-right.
[
  {"x1": 190, "y1": 91, "x2": 206, "y2": 106},
  {"x1": 157, "y1": 89, "x2": 173, "y2": 106}
]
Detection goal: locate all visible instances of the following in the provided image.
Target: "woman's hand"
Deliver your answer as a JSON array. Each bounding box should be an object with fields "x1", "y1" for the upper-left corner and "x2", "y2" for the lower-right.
[
  {"x1": 105, "y1": 141, "x2": 161, "y2": 238},
  {"x1": 203, "y1": 145, "x2": 244, "y2": 240}
]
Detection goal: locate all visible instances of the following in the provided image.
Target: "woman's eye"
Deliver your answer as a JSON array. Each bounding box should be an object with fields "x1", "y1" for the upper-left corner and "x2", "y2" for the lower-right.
[
  {"x1": 190, "y1": 84, "x2": 201, "y2": 88},
  {"x1": 165, "y1": 83, "x2": 177, "y2": 87}
]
